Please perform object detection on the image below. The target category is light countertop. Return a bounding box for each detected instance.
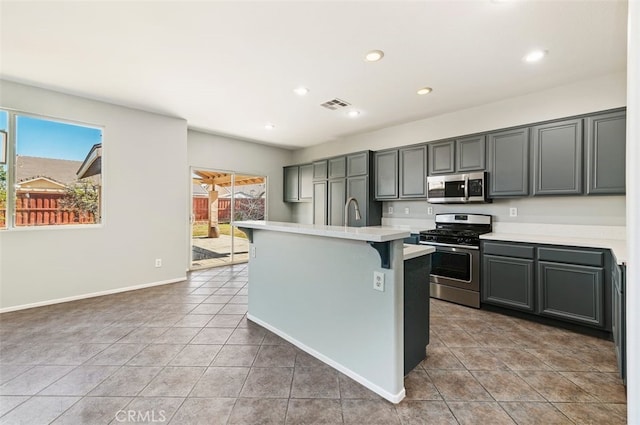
[403,244,435,261]
[233,220,410,243]
[481,232,627,265]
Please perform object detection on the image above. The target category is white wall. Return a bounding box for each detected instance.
[0,80,189,311]
[187,130,293,223]
[290,72,627,228]
[626,0,639,420]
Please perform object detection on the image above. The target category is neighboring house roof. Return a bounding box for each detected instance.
[76,143,102,179]
[193,183,208,197]
[16,156,84,185]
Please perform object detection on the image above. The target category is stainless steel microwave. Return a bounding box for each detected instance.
[427,172,490,203]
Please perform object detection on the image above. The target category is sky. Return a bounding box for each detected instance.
[0,110,102,162]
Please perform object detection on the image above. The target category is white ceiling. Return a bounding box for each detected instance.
[0,1,628,150]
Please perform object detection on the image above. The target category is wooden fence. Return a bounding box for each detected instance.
[0,194,95,227]
[192,197,264,223]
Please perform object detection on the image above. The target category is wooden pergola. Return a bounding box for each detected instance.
[192,171,265,237]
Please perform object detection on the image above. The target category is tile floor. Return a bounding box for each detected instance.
[0,264,627,424]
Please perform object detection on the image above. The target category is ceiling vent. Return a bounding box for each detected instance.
[320,98,350,110]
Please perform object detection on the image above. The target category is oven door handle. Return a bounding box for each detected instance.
[464,175,469,201]
[419,241,479,250]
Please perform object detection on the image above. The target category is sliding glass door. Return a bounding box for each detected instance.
[190,168,266,270]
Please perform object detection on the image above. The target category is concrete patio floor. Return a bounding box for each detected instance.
[191,234,249,269]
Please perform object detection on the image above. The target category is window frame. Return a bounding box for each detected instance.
[0,108,105,231]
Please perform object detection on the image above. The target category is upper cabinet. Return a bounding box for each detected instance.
[374,150,399,200]
[532,119,583,196]
[427,136,485,176]
[428,140,455,175]
[283,164,313,202]
[328,156,346,179]
[488,127,530,197]
[400,145,428,198]
[313,160,328,181]
[456,135,486,172]
[586,111,626,195]
[347,152,369,176]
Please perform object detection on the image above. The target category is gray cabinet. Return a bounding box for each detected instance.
[428,140,455,175]
[327,179,346,225]
[313,160,328,181]
[346,176,368,227]
[488,127,530,197]
[537,261,604,327]
[284,164,313,202]
[532,119,583,196]
[347,152,369,177]
[328,157,346,179]
[299,164,313,201]
[374,150,399,199]
[482,242,535,312]
[612,264,626,382]
[457,135,485,172]
[481,241,610,331]
[586,111,626,194]
[283,166,300,202]
[312,181,327,225]
[400,145,427,198]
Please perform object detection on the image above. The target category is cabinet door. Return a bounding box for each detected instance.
[299,164,313,201]
[327,179,346,225]
[283,166,299,202]
[482,255,535,312]
[374,150,398,199]
[586,111,626,194]
[488,128,529,197]
[537,261,604,328]
[346,176,368,227]
[328,157,346,179]
[456,135,485,172]
[347,152,369,177]
[428,140,455,175]
[532,119,583,195]
[313,160,328,181]
[400,145,427,198]
[612,264,626,381]
[312,181,328,225]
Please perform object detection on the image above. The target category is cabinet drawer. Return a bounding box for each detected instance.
[537,247,603,267]
[483,242,534,259]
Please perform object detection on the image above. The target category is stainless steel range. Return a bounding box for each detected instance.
[419,213,492,308]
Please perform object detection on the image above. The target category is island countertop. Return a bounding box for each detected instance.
[233,220,411,243]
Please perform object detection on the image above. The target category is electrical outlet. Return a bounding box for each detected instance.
[250,245,256,258]
[373,271,385,292]
[155,258,162,268]
[427,207,433,215]
[509,208,518,217]
[404,207,410,215]
[388,206,394,214]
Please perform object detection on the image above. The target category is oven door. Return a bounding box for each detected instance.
[422,242,480,291]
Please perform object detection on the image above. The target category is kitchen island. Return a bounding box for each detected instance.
[232,220,433,403]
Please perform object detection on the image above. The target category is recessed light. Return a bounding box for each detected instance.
[347,110,360,118]
[365,50,384,62]
[417,87,433,95]
[293,87,309,96]
[265,123,275,130]
[523,49,547,63]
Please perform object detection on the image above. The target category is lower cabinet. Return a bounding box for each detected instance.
[612,265,626,382]
[483,255,535,312]
[537,261,604,327]
[481,241,610,331]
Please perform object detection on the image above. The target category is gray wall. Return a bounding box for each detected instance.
[0,80,189,310]
[290,72,627,227]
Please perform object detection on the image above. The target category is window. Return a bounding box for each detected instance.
[0,110,103,229]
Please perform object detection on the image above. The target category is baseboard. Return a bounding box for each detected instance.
[247,313,406,404]
[0,276,187,313]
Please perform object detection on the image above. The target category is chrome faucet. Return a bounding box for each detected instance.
[344,196,362,227]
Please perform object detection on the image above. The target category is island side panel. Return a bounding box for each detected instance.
[247,230,405,402]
